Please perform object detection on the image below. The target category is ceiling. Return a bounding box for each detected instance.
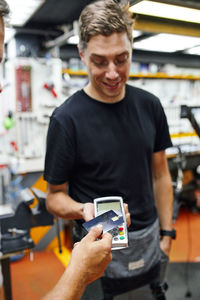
[13,0,198,53]
[16,0,200,35]
[25,0,94,32]
[9,0,200,66]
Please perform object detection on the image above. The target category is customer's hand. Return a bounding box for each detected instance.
[42,225,112,300]
[70,225,112,285]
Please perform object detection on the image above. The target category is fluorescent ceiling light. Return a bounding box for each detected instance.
[6,0,45,26]
[5,27,16,43]
[132,30,142,38]
[134,33,200,52]
[68,35,79,45]
[186,46,200,55]
[129,0,200,24]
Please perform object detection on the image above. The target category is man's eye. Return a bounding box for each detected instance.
[93,60,107,66]
[115,55,129,65]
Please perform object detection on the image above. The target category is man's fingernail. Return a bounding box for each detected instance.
[96,224,103,229]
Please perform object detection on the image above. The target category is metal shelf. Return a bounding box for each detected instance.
[63,69,200,80]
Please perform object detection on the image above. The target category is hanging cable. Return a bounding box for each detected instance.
[185,209,192,298]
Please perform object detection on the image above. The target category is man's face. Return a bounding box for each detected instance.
[79,32,132,103]
[0,16,5,93]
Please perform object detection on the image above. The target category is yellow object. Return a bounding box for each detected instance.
[54,246,72,268]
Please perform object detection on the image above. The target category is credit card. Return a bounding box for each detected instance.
[82,210,123,234]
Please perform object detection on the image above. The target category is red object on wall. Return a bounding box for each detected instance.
[10,141,18,152]
[15,65,32,112]
[43,83,57,98]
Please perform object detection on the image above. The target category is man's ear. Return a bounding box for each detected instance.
[77,44,85,64]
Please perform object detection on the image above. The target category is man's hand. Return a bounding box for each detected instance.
[124,203,131,227]
[160,236,172,256]
[70,225,112,285]
[83,202,94,222]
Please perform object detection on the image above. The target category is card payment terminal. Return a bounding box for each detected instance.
[94,196,128,250]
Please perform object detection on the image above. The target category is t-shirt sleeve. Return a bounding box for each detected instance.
[153,100,173,152]
[44,115,75,185]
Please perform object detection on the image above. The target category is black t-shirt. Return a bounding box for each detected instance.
[44,84,172,230]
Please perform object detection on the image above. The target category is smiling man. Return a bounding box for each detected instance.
[44,1,173,300]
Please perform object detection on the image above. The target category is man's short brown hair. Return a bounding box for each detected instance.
[0,0,9,17]
[78,0,134,52]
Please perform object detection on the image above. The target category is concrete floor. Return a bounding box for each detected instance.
[166,263,200,300]
[2,208,200,300]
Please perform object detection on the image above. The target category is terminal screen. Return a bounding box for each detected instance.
[97,201,121,212]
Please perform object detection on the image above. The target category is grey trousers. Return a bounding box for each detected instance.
[114,285,156,300]
[80,281,163,300]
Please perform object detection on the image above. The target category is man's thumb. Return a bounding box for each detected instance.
[84,224,103,242]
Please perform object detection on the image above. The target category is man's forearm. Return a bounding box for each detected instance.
[153,173,173,230]
[42,266,86,300]
[46,191,84,220]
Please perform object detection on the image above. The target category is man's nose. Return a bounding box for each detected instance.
[105,63,119,80]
